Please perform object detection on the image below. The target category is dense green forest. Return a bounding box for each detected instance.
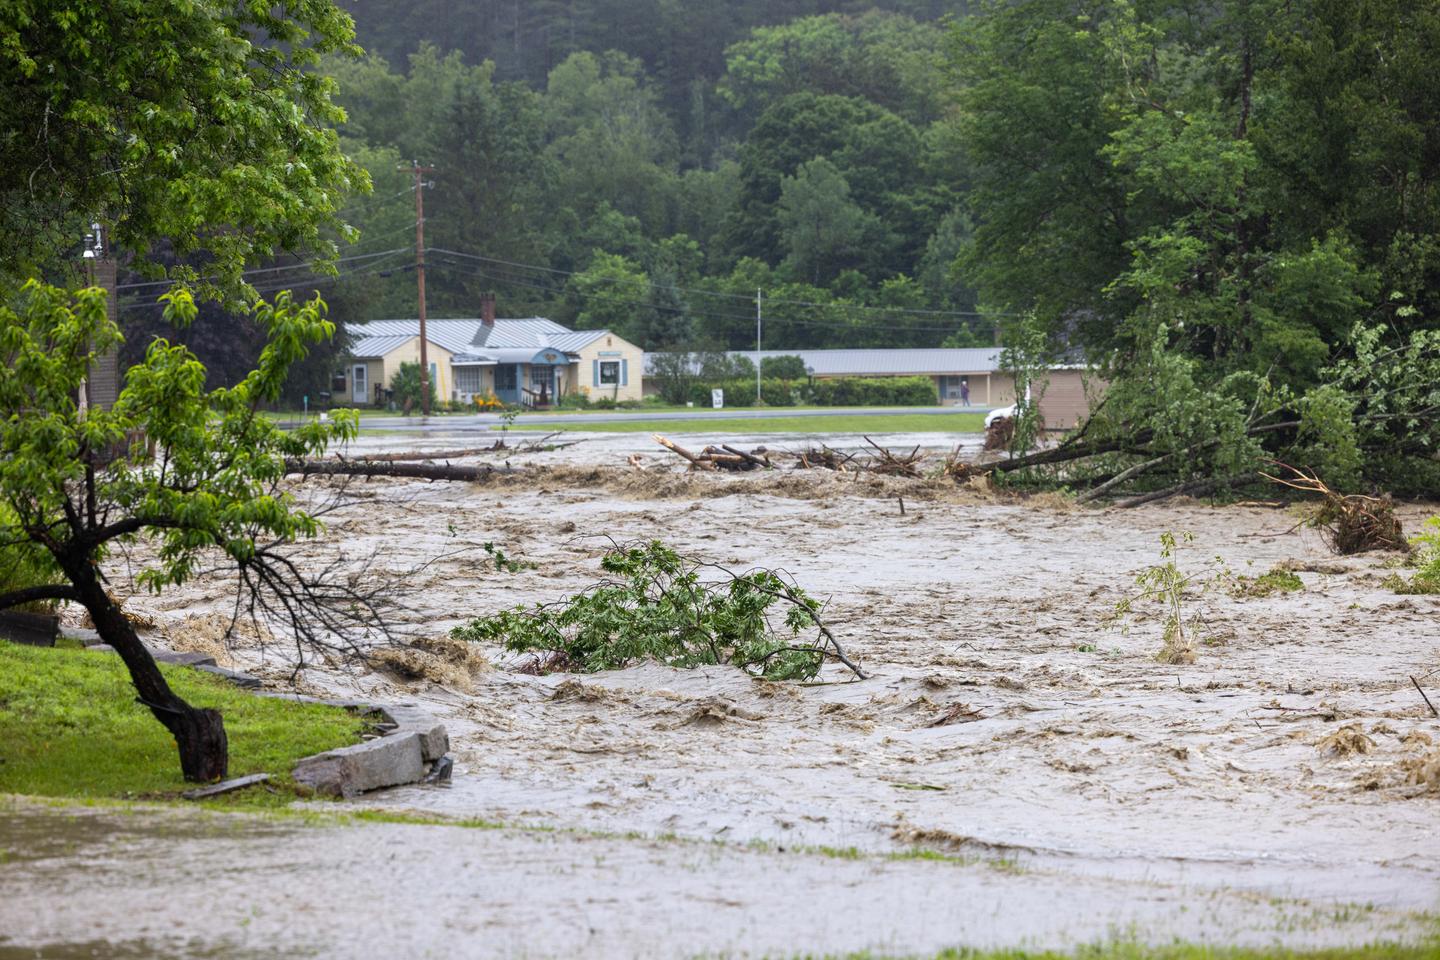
[96,0,1438,492]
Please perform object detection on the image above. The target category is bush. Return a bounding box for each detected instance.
[761,355,808,379]
[807,375,937,406]
[556,393,591,410]
[683,376,936,409]
[450,540,863,681]
[388,361,437,414]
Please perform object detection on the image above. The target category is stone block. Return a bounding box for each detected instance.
[381,703,449,761]
[193,664,262,688]
[152,650,218,667]
[293,732,425,798]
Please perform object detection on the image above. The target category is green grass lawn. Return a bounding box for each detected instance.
[826,945,1440,960]
[0,642,365,805]
[543,411,987,434]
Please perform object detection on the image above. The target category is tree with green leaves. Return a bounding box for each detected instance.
[0,0,369,781]
[0,0,367,302]
[0,285,363,781]
[777,158,880,285]
[952,0,1440,497]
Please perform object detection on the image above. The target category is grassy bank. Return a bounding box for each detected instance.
[834,946,1440,960]
[0,642,364,804]
[543,412,987,434]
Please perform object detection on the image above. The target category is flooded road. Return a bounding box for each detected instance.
[1,798,1431,958]
[6,430,1438,957]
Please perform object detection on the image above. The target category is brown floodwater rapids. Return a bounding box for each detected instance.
[4,428,1437,957]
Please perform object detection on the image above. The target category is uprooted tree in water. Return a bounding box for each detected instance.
[0,284,387,781]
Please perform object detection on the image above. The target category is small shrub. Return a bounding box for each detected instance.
[482,542,534,573]
[450,540,862,681]
[1232,566,1304,598]
[1109,532,1229,665]
[389,361,438,414]
[1386,516,1440,594]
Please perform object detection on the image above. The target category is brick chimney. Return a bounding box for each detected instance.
[481,292,496,327]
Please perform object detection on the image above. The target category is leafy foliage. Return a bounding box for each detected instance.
[451,541,859,681]
[388,361,438,414]
[1109,532,1230,664]
[0,0,366,302]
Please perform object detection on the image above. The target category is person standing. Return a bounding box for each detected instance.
[960,378,971,406]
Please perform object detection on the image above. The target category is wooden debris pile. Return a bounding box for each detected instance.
[653,435,773,471]
[653,433,939,479]
[861,436,926,478]
[1262,463,1406,555]
[788,445,859,471]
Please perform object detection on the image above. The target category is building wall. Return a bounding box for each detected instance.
[574,334,644,403]
[382,340,455,400]
[1038,369,1105,429]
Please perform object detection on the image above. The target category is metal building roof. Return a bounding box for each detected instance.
[347,319,484,355]
[346,318,616,364]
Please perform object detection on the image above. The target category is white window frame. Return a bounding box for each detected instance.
[599,360,620,385]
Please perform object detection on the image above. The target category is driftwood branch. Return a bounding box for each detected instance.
[284,459,520,482]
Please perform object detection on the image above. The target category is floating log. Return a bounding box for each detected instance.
[284,459,520,482]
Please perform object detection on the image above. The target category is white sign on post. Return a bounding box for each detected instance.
[711,388,724,409]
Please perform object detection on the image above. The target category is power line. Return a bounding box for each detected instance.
[114,248,410,292]
[117,253,412,312]
[425,246,1013,320]
[424,259,994,334]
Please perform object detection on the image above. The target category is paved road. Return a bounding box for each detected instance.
[351,405,992,433]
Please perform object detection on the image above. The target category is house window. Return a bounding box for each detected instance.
[599,361,620,385]
[332,370,347,392]
[495,365,517,391]
[454,367,482,394]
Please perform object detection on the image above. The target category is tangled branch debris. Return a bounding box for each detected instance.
[653,434,927,478]
[1261,463,1405,554]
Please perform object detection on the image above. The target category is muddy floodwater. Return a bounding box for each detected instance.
[4,427,1438,958]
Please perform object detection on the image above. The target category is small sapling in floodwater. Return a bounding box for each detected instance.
[1109,531,1230,665]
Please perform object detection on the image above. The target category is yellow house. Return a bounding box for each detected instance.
[341,319,480,406]
[341,298,644,408]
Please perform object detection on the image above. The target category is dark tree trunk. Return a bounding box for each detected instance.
[59,555,228,782]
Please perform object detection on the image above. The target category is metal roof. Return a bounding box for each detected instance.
[541,330,607,352]
[347,319,483,355]
[643,348,1004,377]
[347,318,613,355]
[349,334,415,359]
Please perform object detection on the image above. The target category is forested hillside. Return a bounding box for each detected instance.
[108,0,1439,493]
[310,1,990,353]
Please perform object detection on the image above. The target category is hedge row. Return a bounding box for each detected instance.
[684,375,937,408]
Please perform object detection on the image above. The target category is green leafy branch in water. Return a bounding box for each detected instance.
[1386,516,1440,595]
[1108,532,1231,664]
[451,540,864,681]
[482,542,535,574]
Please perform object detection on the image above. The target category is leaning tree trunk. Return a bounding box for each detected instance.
[61,556,228,782]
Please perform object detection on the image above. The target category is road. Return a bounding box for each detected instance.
[348,405,991,433]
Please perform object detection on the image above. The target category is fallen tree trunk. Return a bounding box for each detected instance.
[284,459,520,482]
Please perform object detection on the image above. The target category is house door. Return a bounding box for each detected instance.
[352,364,368,404]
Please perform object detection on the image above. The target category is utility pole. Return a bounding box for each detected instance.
[402,161,436,415]
[755,288,763,404]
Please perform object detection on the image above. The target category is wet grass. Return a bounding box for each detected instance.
[0,642,365,806]
[807,943,1440,959]
[542,412,987,434]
